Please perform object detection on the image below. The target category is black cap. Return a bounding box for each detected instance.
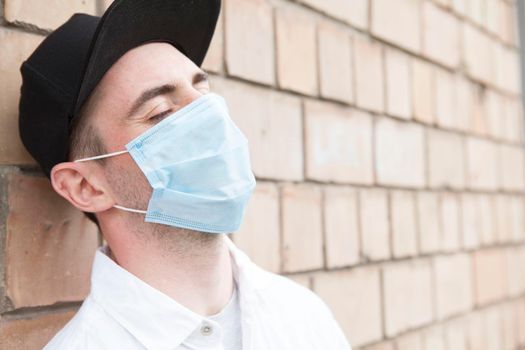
[19,0,221,177]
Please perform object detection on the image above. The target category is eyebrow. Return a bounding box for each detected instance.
[125,70,209,118]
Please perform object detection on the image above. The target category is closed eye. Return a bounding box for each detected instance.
[149,109,173,122]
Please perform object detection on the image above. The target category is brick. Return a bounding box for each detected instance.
[224,0,274,85]
[452,0,467,16]
[395,332,423,350]
[461,193,497,249]
[416,191,441,254]
[473,248,508,305]
[375,117,425,188]
[201,4,224,73]
[317,21,353,104]
[435,68,459,131]
[354,35,384,113]
[211,78,303,181]
[444,317,468,350]
[0,29,43,165]
[371,0,422,53]
[498,2,518,47]
[427,128,465,189]
[469,84,489,137]
[454,75,474,133]
[484,89,505,140]
[313,267,382,347]
[362,342,394,350]
[412,59,435,124]
[275,6,317,95]
[433,254,473,319]
[358,188,390,261]
[463,24,493,84]
[466,0,487,27]
[505,195,525,243]
[466,312,487,350]
[281,184,323,272]
[485,0,500,35]
[304,100,373,184]
[385,48,412,120]
[440,192,461,252]
[465,137,498,191]
[390,190,418,258]
[285,274,311,289]
[323,186,359,268]
[499,144,525,191]
[422,325,447,350]
[234,182,280,273]
[506,246,525,297]
[502,97,524,144]
[518,299,525,346]
[485,307,505,350]
[422,2,461,68]
[4,0,96,30]
[495,44,521,96]
[0,310,75,350]
[382,260,433,337]
[297,0,368,30]
[6,175,99,308]
[502,301,519,350]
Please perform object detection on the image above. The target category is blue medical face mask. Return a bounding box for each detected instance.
[74,92,256,234]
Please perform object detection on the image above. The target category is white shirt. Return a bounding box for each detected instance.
[207,278,242,350]
[44,234,352,350]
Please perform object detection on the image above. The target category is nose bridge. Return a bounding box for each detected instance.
[178,82,204,106]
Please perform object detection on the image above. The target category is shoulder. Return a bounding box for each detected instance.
[254,269,352,349]
[43,297,138,350]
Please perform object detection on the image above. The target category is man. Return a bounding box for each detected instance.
[18,1,351,349]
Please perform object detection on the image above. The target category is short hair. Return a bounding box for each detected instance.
[68,91,106,227]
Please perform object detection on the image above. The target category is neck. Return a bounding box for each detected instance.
[101,217,234,317]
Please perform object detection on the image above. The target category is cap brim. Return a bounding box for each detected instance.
[72,0,220,117]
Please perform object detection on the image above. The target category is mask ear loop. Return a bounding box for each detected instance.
[73,150,148,215]
[73,150,129,163]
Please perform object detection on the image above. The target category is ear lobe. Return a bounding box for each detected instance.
[50,162,114,213]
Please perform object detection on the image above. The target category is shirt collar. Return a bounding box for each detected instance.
[89,234,268,349]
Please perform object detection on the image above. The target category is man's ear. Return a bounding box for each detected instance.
[50,161,114,213]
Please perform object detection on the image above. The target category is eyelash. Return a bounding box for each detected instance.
[149,109,173,122]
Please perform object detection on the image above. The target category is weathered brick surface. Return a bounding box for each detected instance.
[433,253,473,319]
[354,35,384,113]
[412,59,435,124]
[0,28,42,165]
[6,174,99,308]
[297,0,368,29]
[465,136,498,191]
[275,6,317,96]
[281,184,323,272]
[473,248,508,306]
[375,117,426,188]
[427,128,465,189]
[371,0,422,53]
[4,0,97,30]
[390,190,418,258]
[0,310,75,349]
[382,259,434,337]
[416,191,441,254]
[234,182,280,273]
[313,267,382,347]
[317,21,353,104]
[359,188,390,261]
[224,0,275,85]
[385,48,412,120]
[422,2,461,68]
[323,186,359,268]
[304,100,373,184]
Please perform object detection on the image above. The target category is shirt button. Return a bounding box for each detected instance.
[200,323,213,336]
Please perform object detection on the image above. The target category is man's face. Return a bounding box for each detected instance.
[87,42,211,219]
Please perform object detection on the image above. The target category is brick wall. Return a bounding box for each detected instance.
[1,0,525,349]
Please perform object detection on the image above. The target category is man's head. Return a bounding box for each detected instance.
[18,1,222,250]
[51,42,218,247]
